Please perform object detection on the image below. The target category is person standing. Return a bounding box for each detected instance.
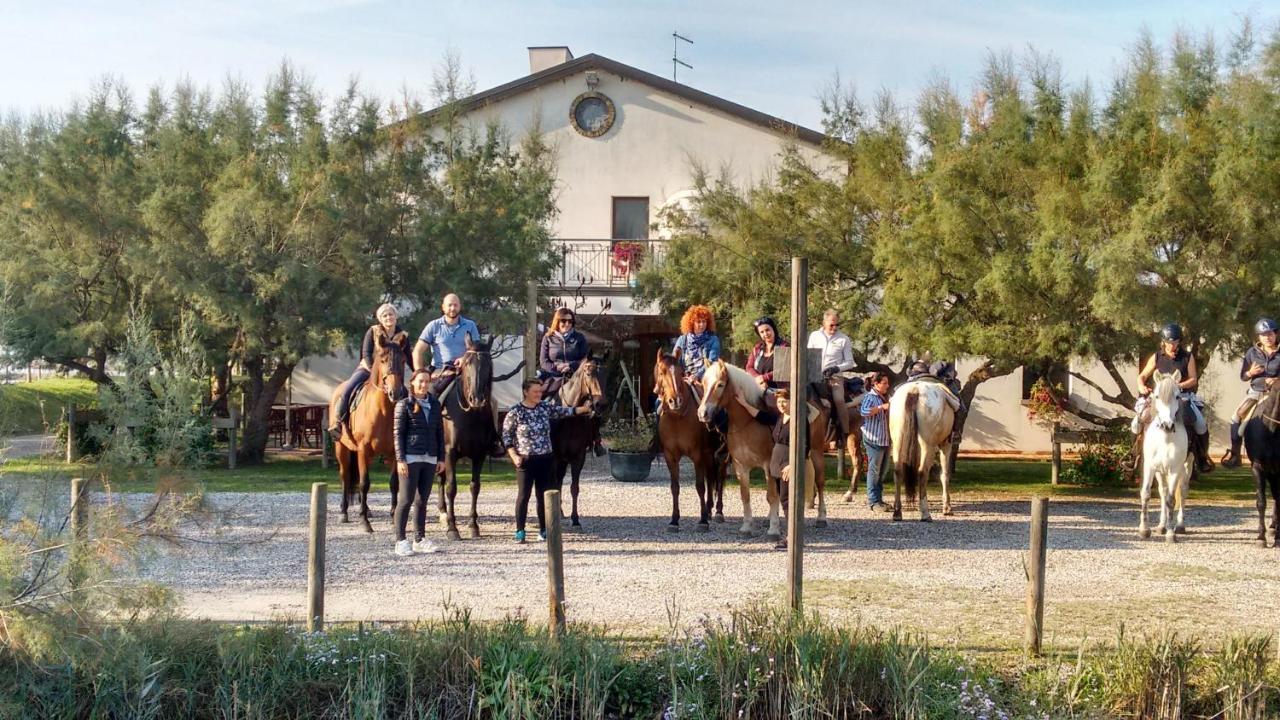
[538,307,605,456]
[808,309,857,438]
[860,372,892,511]
[413,292,503,457]
[392,370,444,556]
[1222,318,1280,467]
[503,379,593,543]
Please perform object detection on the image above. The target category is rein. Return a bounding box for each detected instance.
[657,363,692,418]
[457,349,491,412]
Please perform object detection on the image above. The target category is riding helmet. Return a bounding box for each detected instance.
[1160,323,1183,342]
[1255,317,1278,335]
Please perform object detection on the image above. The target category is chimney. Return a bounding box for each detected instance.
[528,46,574,74]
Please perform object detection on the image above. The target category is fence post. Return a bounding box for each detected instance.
[66,404,79,463]
[525,280,538,381]
[321,407,331,469]
[228,407,238,470]
[787,257,809,615]
[69,477,89,595]
[1025,497,1049,656]
[1050,423,1061,485]
[545,489,566,637]
[308,482,327,632]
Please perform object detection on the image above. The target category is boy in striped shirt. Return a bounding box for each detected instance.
[859,372,892,511]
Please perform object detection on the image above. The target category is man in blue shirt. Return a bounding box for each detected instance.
[413,293,503,457]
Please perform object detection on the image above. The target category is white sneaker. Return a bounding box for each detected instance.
[394,539,414,557]
[412,538,439,554]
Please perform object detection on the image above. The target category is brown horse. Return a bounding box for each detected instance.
[653,351,725,532]
[331,328,406,532]
[550,355,608,527]
[697,359,829,539]
[436,336,498,541]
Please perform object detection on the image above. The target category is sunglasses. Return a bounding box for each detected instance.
[558,318,575,324]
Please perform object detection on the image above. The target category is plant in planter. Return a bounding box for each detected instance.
[601,416,655,482]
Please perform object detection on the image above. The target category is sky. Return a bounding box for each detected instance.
[1,1,1272,130]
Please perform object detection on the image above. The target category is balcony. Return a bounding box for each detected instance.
[547,239,668,294]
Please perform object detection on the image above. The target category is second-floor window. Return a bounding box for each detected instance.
[612,197,649,240]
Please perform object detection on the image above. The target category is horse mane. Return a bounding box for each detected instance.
[1153,371,1179,406]
[715,361,764,406]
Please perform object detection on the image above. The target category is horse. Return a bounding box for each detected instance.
[550,355,609,528]
[331,327,406,533]
[1241,380,1280,548]
[887,379,957,522]
[653,350,725,532]
[697,359,830,539]
[1138,370,1193,543]
[436,335,499,541]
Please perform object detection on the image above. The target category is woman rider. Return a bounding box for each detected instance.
[1221,318,1280,467]
[538,307,605,456]
[329,303,413,436]
[672,305,721,390]
[1134,323,1214,473]
[745,316,789,391]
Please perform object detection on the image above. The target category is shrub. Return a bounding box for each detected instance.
[1061,433,1133,487]
[601,416,655,454]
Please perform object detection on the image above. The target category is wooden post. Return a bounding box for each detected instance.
[283,376,293,450]
[307,482,327,632]
[787,257,809,615]
[65,404,79,463]
[321,407,331,469]
[545,489,567,637]
[1025,497,1049,656]
[1050,423,1061,485]
[525,280,538,381]
[69,477,89,594]
[227,408,238,470]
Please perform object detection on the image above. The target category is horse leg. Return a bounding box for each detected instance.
[812,450,828,528]
[444,458,461,542]
[736,460,755,536]
[665,453,681,532]
[569,454,585,528]
[1174,465,1189,534]
[891,455,904,522]
[695,456,711,531]
[337,448,351,523]
[918,458,932,523]
[764,463,782,541]
[1162,475,1177,544]
[940,442,954,516]
[1138,465,1153,539]
[842,432,860,502]
[389,467,399,520]
[356,452,373,534]
[468,459,481,539]
[1254,465,1268,546]
[1270,471,1280,543]
[714,460,726,523]
[437,456,448,525]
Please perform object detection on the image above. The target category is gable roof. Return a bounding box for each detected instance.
[417,53,829,147]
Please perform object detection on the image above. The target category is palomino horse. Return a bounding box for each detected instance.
[550,355,608,528]
[888,379,957,522]
[1139,370,1193,543]
[653,351,725,531]
[436,336,499,541]
[1242,379,1280,548]
[697,359,830,539]
[331,328,406,532]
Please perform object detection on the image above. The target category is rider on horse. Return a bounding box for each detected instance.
[808,309,858,439]
[412,292,504,457]
[538,306,606,457]
[1221,318,1280,468]
[329,303,413,437]
[746,316,789,391]
[1134,323,1214,474]
[672,305,721,388]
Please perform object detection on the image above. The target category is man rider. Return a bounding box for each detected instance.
[413,293,504,457]
[807,309,857,439]
[1221,318,1280,468]
[1134,323,1214,474]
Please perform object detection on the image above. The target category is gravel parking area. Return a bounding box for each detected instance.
[72,457,1280,645]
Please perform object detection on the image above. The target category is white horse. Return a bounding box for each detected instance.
[697,359,830,538]
[888,379,959,521]
[1139,370,1192,543]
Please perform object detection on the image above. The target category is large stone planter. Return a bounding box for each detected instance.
[607,451,654,482]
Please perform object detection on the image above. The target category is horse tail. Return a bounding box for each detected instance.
[898,388,922,498]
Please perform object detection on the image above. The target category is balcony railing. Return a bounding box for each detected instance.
[549,239,668,290]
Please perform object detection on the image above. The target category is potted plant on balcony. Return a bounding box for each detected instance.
[610,241,646,282]
[601,416,656,482]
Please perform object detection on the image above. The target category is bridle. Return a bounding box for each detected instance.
[561,359,604,409]
[655,360,691,417]
[456,348,491,412]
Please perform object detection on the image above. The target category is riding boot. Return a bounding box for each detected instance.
[1220,423,1243,468]
[1194,431,1215,474]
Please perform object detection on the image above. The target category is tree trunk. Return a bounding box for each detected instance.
[210,362,231,416]
[238,357,293,465]
[946,360,1016,474]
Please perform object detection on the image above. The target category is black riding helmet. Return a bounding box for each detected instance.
[1160,323,1183,342]
[1255,317,1278,335]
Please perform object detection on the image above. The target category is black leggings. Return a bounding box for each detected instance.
[395,462,436,541]
[514,454,556,533]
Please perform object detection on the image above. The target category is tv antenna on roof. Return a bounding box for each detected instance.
[672,31,693,83]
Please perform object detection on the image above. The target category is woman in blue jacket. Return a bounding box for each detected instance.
[392,369,444,557]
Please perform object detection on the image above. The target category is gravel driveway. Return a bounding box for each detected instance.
[69,457,1280,645]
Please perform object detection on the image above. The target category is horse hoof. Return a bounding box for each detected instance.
[1139,528,1151,540]
[1165,532,1177,544]
[715,514,726,524]
[813,519,828,529]
[1174,525,1186,535]
[695,523,709,533]
[920,516,933,523]
[806,502,816,510]
[943,509,954,516]
[446,530,462,542]
[469,527,480,540]
[438,514,449,526]
[341,515,350,524]
[571,519,582,528]
[738,528,754,537]
[666,524,680,534]
[765,532,780,542]
[1259,537,1269,548]
[842,493,853,503]
[362,522,374,534]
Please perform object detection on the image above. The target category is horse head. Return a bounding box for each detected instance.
[697,359,730,423]
[458,334,493,409]
[372,328,407,402]
[562,355,608,413]
[1151,370,1181,432]
[653,349,689,415]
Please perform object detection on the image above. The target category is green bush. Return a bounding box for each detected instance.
[1061,433,1133,487]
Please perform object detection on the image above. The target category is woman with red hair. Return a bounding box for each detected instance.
[673,305,721,384]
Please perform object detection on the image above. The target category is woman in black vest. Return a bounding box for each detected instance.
[392,369,444,556]
[1135,323,1213,473]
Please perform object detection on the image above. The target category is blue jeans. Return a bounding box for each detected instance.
[865,442,887,506]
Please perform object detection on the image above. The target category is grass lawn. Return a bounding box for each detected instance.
[0,378,97,434]
[1,447,1258,503]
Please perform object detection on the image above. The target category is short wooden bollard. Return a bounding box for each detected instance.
[212,409,239,470]
[65,404,79,463]
[69,477,89,594]
[1025,497,1049,656]
[307,482,327,632]
[545,489,566,637]
[1050,422,1062,485]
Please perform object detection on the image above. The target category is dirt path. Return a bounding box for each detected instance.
[103,457,1280,646]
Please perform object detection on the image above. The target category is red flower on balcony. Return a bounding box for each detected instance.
[611,241,646,278]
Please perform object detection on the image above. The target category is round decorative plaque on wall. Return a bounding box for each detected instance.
[570,91,616,138]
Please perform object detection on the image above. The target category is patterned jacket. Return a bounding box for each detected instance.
[502,401,576,457]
